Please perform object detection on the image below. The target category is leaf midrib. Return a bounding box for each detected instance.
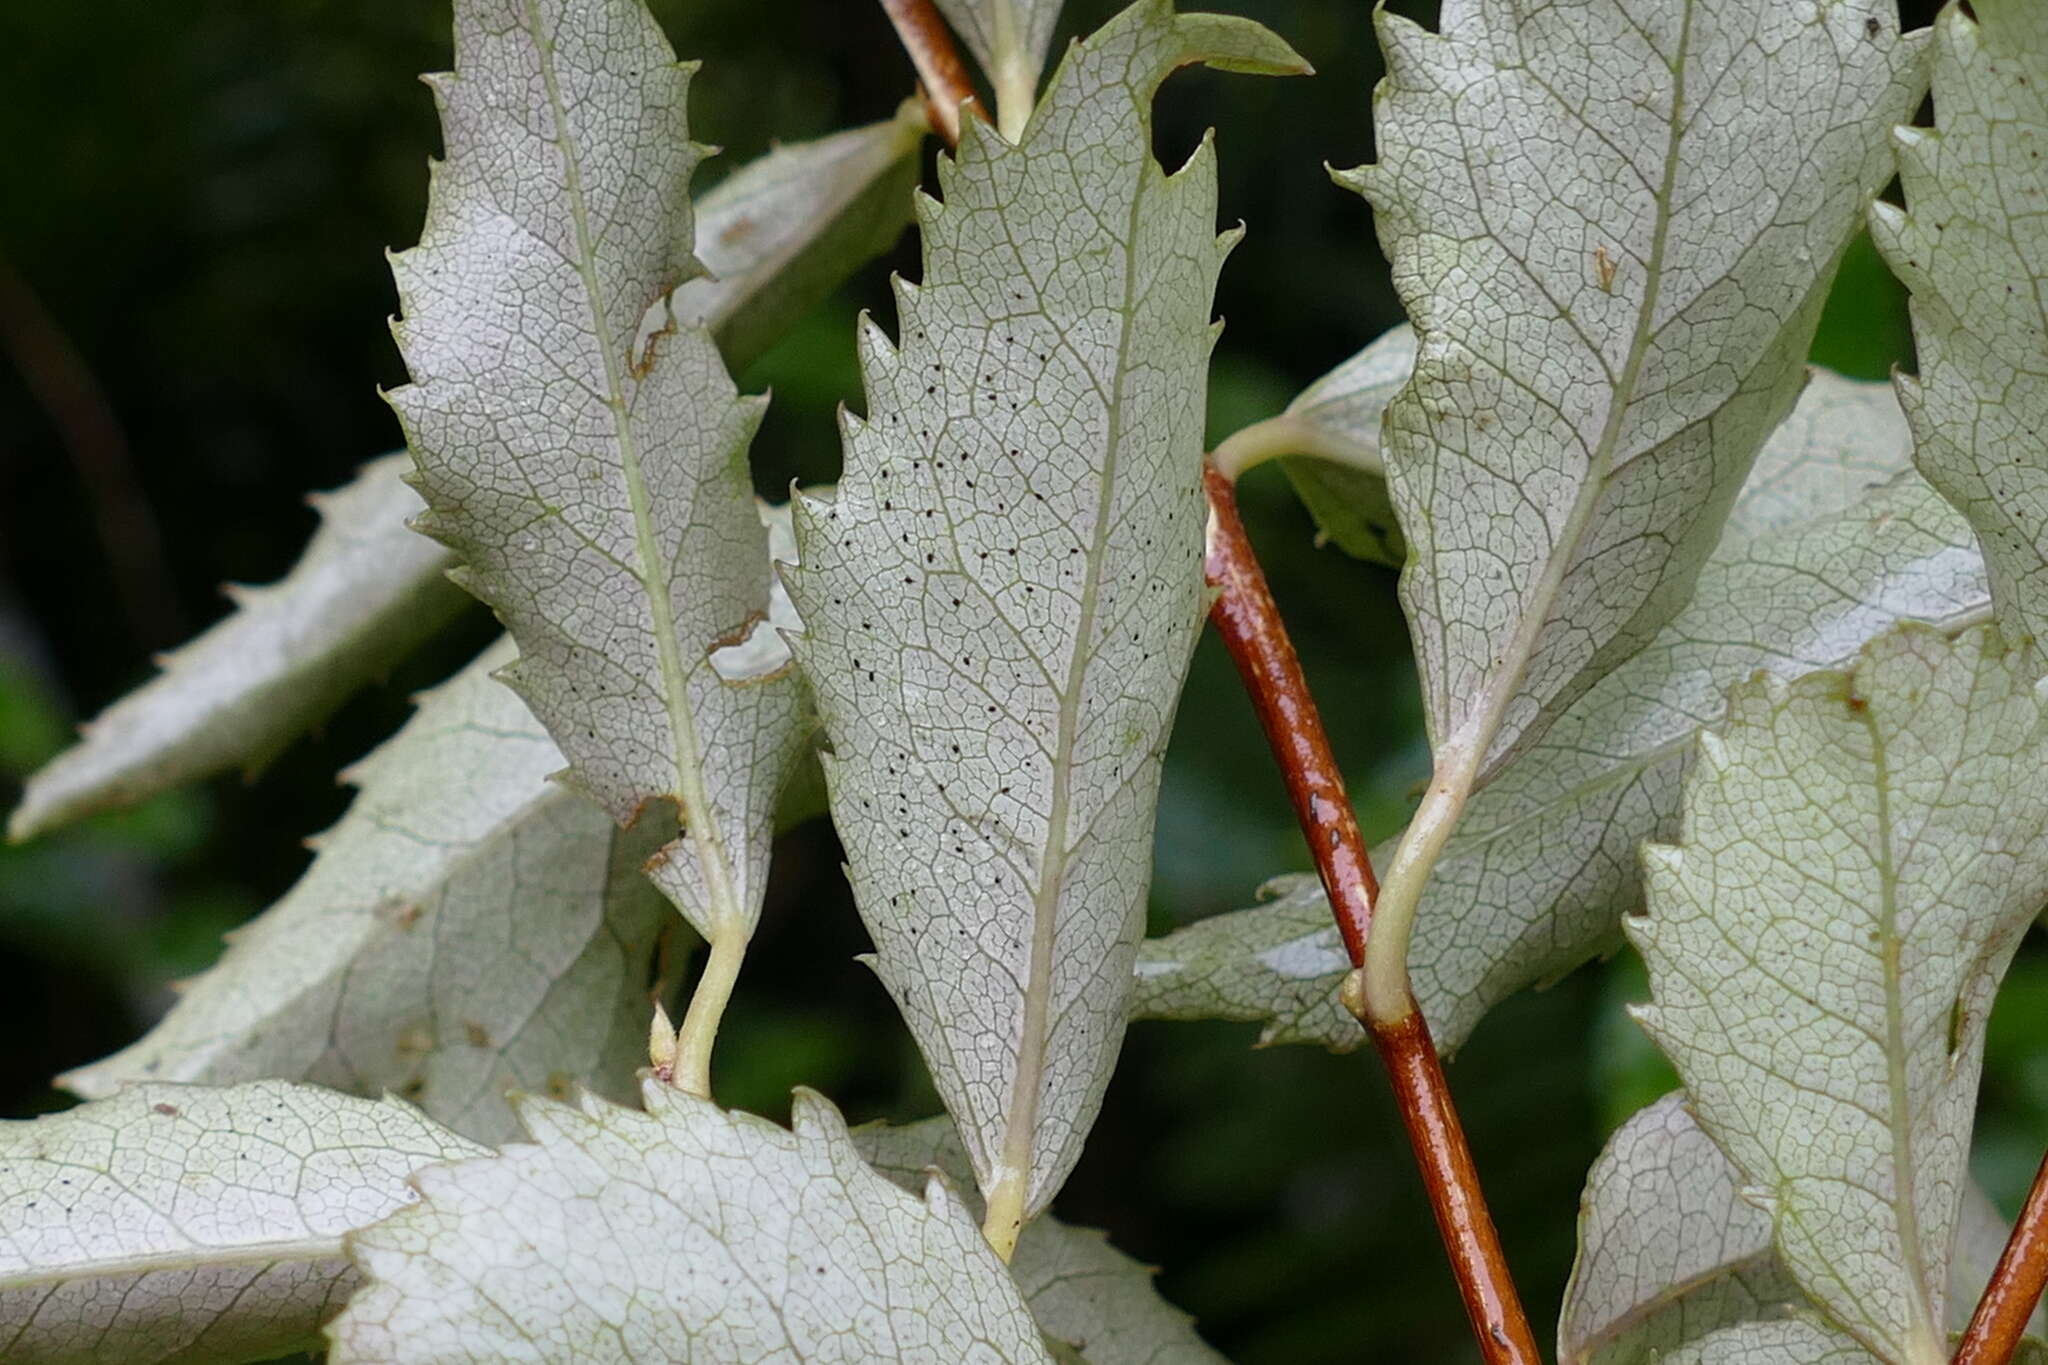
[525,1,740,927]
[1861,700,1944,1364]
[0,1234,349,1294]
[1439,0,1696,780]
[995,126,1158,1221]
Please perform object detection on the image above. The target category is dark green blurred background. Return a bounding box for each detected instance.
[3,2,2028,1362]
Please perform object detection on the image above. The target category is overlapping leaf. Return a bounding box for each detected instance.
[62,638,671,1145]
[676,106,925,369]
[1632,624,2048,1364]
[789,0,1305,1240]
[1132,872,1363,1051]
[327,1084,1049,1364]
[1341,0,1927,786]
[1561,1093,1796,1365]
[1659,1319,1882,1365]
[0,1081,482,1365]
[5,455,466,843]
[1560,1093,2033,1365]
[1137,380,1984,1053]
[7,112,918,845]
[389,0,804,947]
[858,1117,1227,1364]
[1873,0,2048,668]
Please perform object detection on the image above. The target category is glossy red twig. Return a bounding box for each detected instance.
[1201,463,1376,962]
[876,0,973,146]
[1955,1148,2048,1365]
[1203,465,1541,1365]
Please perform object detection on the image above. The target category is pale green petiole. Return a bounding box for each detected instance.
[1209,410,1385,484]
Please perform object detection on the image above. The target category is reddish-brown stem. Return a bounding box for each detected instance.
[876,0,974,146]
[1955,1148,2048,1365]
[1204,464,1542,1365]
[1372,1011,1544,1365]
[1202,463,1376,962]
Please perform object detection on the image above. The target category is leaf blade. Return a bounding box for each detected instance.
[1632,624,2048,1364]
[1561,1093,1794,1365]
[5,455,467,843]
[1872,0,2048,669]
[327,1086,1050,1364]
[0,1081,482,1365]
[790,0,1301,1236]
[389,0,805,953]
[60,637,671,1144]
[1343,0,1927,778]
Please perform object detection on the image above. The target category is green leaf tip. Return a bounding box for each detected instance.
[1173,11,1312,78]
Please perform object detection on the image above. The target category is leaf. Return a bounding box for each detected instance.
[787,0,1305,1245]
[327,1084,1050,1364]
[677,105,926,374]
[389,0,805,951]
[1339,0,1927,791]
[5,113,919,845]
[1657,1318,1879,1365]
[1132,872,1363,1051]
[857,1118,1228,1364]
[1631,624,2048,1365]
[1871,0,2048,668]
[1137,386,1979,1055]
[1561,1092,1798,1365]
[1716,370,1924,545]
[61,636,671,1145]
[0,1081,483,1365]
[5,454,468,843]
[1281,458,1406,566]
[1560,1093,2036,1365]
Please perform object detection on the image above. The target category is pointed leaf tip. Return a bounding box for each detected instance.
[1175,13,1312,77]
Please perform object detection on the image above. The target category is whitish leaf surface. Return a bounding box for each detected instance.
[63,637,670,1145]
[676,106,925,371]
[1132,873,1364,1051]
[1873,0,2048,666]
[1632,625,2048,1365]
[1561,1092,1796,1365]
[0,1081,483,1365]
[329,1084,1049,1364]
[1341,0,1927,784]
[1660,1319,1878,1365]
[1137,412,1979,1055]
[858,1118,1226,1364]
[1559,1093,2034,1365]
[390,0,803,944]
[5,455,466,842]
[789,0,1304,1238]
